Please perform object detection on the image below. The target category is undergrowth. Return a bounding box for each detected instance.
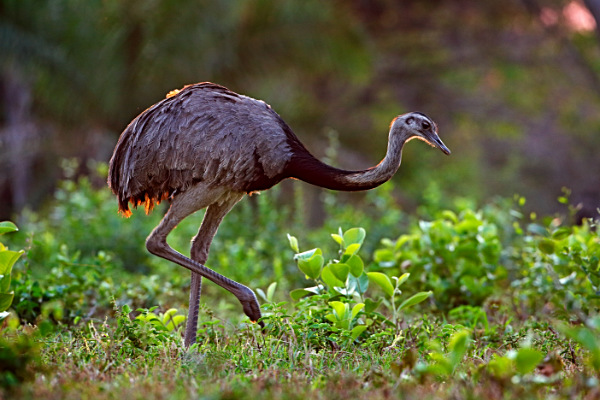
[1,163,599,399]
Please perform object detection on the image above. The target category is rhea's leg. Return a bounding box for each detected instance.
[187,274,203,347]
[144,187,259,346]
[146,214,261,327]
[185,195,242,347]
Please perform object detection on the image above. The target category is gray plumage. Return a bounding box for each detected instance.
[109,83,295,215]
[108,82,450,347]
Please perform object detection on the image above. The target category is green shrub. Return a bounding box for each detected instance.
[0,334,41,390]
[0,221,24,322]
[371,195,600,317]
[509,215,600,318]
[373,202,511,309]
[282,227,432,345]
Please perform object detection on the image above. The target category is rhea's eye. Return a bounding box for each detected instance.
[421,121,431,130]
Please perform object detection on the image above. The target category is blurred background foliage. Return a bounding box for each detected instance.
[3,4,600,394]
[1,0,600,221]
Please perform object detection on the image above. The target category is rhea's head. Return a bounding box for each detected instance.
[391,112,451,155]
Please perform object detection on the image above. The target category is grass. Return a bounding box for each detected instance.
[7,312,599,400]
[1,167,600,399]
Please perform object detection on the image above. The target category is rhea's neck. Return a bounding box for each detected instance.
[286,127,408,192]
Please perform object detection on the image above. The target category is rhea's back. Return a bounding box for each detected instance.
[108,83,296,215]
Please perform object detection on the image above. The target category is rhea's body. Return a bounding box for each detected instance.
[108,82,450,346]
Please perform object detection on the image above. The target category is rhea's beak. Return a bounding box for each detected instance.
[429,133,451,155]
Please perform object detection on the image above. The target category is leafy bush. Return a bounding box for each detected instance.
[0,334,41,390]
[282,227,432,344]
[372,195,600,317]
[15,160,163,275]
[1,167,600,399]
[508,215,600,319]
[10,245,117,325]
[560,316,600,372]
[373,203,511,309]
[9,160,306,292]
[0,222,24,322]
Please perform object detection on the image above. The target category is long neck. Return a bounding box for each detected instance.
[286,127,408,191]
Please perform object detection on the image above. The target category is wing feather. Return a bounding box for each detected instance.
[108,83,293,215]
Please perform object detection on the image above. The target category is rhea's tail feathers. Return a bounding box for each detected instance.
[115,191,170,218]
[109,153,171,218]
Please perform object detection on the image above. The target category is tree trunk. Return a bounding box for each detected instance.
[0,65,38,216]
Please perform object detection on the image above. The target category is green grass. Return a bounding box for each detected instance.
[1,165,600,399]
[6,312,599,399]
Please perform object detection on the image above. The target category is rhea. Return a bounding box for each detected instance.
[108,82,450,347]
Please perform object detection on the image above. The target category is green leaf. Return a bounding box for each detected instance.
[0,274,9,295]
[367,272,394,297]
[561,325,600,353]
[441,210,458,223]
[329,301,349,321]
[256,288,268,302]
[351,325,367,340]
[298,254,324,280]
[395,273,410,288]
[174,314,186,325]
[0,292,14,313]
[456,215,483,233]
[538,238,555,255]
[266,282,277,302]
[290,288,312,301]
[294,248,322,261]
[291,285,324,301]
[0,249,24,275]
[343,227,366,246]
[355,272,370,295]
[346,255,364,277]
[397,291,432,311]
[322,265,345,288]
[364,297,382,313]
[487,354,515,379]
[373,248,395,267]
[287,234,299,253]
[0,221,18,235]
[325,314,337,323]
[351,303,365,320]
[331,233,344,246]
[343,228,365,255]
[394,235,413,250]
[515,348,544,375]
[448,329,470,369]
[527,223,547,236]
[165,315,186,331]
[344,243,361,256]
[162,308,179,325]
[427,352,453,376]
[329,263,350,283]
[551,227,572,240]
[558,196,568,204]
[137,312,160,323]
[340,275,359,296]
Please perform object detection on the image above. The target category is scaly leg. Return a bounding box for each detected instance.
[187,274,202,347]
[185,195,242,347]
